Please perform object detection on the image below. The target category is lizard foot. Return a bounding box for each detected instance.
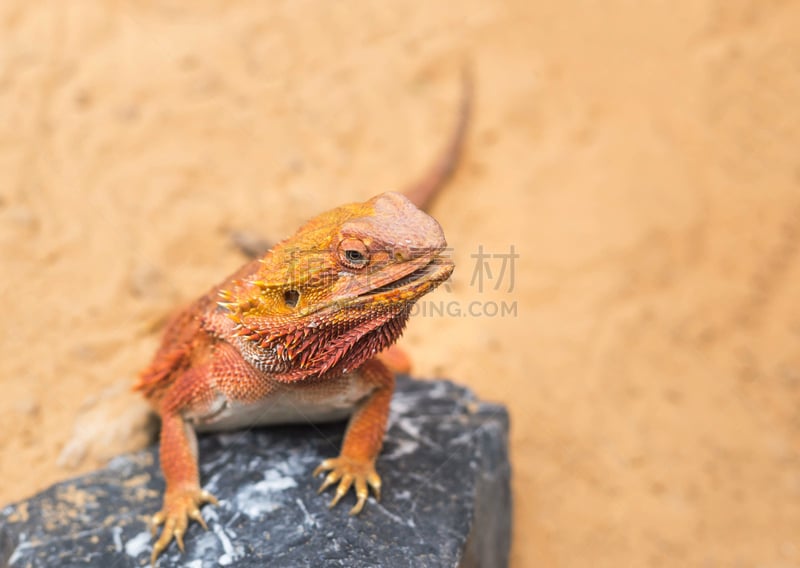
[149,486,218,566]
[313,456,381,515]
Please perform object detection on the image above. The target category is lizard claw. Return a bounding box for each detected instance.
[314,456,381,515]
[149,487,218,566]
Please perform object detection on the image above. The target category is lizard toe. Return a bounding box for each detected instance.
[149,486,218,566]
[314,456,381,514]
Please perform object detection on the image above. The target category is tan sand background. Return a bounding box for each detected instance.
[2,2,800,566]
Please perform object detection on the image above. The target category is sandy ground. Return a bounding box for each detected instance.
[2,2,800,566]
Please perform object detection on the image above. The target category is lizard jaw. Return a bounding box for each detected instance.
[357,254,453,299]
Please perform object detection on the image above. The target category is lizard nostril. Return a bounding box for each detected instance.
[284,289,300,308]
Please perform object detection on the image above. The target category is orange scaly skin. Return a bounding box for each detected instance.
[136,193,455,564]
[136,74,470,565]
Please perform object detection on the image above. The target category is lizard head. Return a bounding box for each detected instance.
[218,192,453,381]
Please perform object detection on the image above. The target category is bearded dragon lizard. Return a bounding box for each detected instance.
[135,74,470,565]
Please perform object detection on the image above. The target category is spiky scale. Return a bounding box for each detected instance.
[136,65,468,564]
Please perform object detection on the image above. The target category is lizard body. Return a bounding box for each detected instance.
[136,77,470,565]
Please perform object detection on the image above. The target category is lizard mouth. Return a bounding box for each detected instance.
[355,253,454,302]
[363,256,452,296]
[293,251,454,318]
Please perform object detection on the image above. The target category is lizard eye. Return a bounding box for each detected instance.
[338,238,369,270]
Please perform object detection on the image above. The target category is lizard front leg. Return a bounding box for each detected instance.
[150,411,218,565]
[314,357,395,514]
[145,339,278,564]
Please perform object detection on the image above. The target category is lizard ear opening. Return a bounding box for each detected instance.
[284,289,300,308]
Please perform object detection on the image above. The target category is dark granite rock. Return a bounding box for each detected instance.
[0,377,510,568]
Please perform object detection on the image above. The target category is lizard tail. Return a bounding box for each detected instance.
[402,64,473,212]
